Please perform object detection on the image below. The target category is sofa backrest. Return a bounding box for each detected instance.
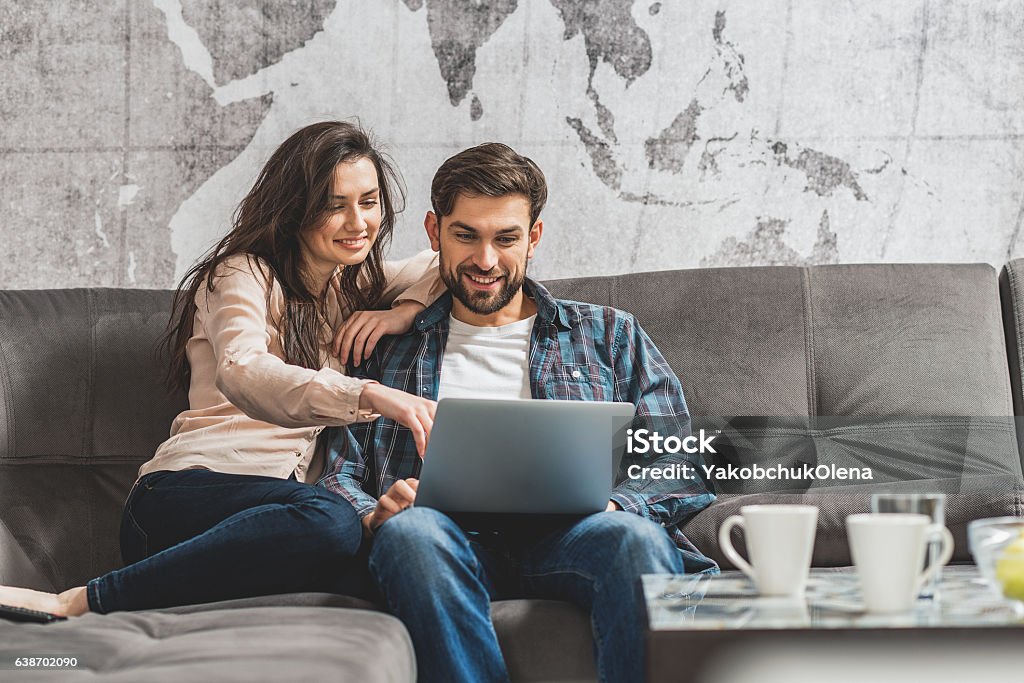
[2,263,1022,588]
[546,263,1023,566]
[546,263,1015,420]
[0,289,187,590]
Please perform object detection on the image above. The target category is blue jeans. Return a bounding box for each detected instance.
[368,508,685,683]
[86,469,365,613]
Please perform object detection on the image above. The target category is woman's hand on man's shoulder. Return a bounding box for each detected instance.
[333,301,426,367]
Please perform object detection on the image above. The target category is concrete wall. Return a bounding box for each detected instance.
[2,1,1022,288]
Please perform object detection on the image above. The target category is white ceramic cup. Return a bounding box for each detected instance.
[718,505,819,597]
[846,513,954,614]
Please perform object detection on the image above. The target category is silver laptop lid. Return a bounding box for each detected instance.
[416,398,634,515]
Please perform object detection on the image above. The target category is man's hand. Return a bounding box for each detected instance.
[605,500,622,512]
[364,478,419,533]
[358,384,436,457]
[334,301,426,367]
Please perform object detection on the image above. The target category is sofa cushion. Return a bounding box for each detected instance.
[0,595,598,683]
[173,594,598,682]
[0,605,415,682]
[166,594,599,682]
[0,289,187,589]
[0,462,137,591]
[492,599,595,683]
[0,289,187,463]
[545,267,810,417]
[545,263,1014,425]
[158,591,378,613]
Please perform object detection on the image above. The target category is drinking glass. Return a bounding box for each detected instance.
[870,493,946,598]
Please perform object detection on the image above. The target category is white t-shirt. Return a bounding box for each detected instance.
[437,314,537,401]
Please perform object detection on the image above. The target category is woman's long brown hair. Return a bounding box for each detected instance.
[160,121,405,393]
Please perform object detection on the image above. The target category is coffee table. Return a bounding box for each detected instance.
[643,566,1024,683]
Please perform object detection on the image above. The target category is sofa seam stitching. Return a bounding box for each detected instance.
[86,290,99,573]
[720,420,1016,435]
[0,455,143,464]
[0,306,14,459]
[1009,263,1024,416]
[1006,262,1024,477]
[995,263,1017,419]
[83,291,96,459]
[802,268,817,417]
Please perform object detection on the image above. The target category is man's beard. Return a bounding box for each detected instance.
[440,258,527,315]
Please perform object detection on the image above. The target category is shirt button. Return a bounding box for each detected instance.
[295,451,302,457]
[572,370,582,378]
[349,408,356,415]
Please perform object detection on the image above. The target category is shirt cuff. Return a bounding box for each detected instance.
[320,480,378,521]
[352,498,378,520]
[610,491,650,519]
[303,370,373,425]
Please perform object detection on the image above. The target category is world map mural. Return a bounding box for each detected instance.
[1,0,1021,287]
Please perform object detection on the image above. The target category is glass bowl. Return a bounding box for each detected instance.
[968,517,1024,597]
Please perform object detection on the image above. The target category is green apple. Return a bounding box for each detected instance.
[995,536,1024,601]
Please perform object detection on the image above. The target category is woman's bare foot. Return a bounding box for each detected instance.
[0,585,89,617]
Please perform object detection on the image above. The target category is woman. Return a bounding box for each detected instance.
[0,121,440,617]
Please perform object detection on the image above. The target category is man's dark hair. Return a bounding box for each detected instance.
[430,143,547,225]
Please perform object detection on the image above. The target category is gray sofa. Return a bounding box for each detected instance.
[2,260,1023,682]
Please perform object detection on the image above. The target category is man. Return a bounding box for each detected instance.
[320,143,716,683]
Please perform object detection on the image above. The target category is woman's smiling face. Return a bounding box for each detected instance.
[300,156,382,283]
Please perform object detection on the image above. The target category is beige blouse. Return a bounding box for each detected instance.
[138,250,442,483]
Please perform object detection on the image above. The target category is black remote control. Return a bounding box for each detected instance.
[0,604,67,624]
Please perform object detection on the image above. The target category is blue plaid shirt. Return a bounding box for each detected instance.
[319,279,717,572]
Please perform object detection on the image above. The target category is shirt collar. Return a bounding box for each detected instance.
[525,278,572,330]
[414,277,571,332]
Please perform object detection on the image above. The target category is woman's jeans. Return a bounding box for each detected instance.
[86,469,364,613]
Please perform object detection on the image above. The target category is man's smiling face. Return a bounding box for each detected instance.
[426,192,542,322]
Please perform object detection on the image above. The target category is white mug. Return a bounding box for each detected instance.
[718,505,819,597]
[846,513,954,614]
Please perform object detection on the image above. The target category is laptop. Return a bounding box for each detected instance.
[415,398,635,516]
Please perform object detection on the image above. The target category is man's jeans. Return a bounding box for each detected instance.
[369,507,685,683]
[86,469,365,613]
